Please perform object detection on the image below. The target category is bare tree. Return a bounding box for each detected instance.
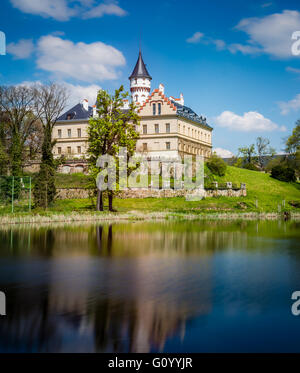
[0,85,39,175]
[256,137,275,170]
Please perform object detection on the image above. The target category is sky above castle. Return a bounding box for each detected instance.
[0,0,300,156]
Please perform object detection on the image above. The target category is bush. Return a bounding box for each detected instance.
[271,165,296,182]
[206,154,227,176]
[243,163,260,171]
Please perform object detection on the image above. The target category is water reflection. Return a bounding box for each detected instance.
[0,220,299,352]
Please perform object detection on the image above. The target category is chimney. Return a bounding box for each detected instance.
[123,99,129,109]
[159,83,165,95]
[93,105,97,117]
[82,99,89,111]
[180,93,184,106]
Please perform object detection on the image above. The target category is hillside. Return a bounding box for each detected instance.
[51,166,300,214]
[213,166,300,211]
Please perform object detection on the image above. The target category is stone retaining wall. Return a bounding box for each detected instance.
[56,186,247,199]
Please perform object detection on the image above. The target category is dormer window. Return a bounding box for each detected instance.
[153,103,156,116]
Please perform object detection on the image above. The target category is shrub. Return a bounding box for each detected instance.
[271,165,296,182]
[206,154,227,176]
[243,163,260,171]
[289,200,300,208]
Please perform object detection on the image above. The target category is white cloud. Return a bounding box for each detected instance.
[10,0,127,21]
[261,2,273,8]
[186,32,204,44]
[62,82,101,108]
[10,0,74,21]
[234,10,300,58]
[83,2,127,19]
[228,43,261,55]
[19,80,101,110]
[286,66,300,74]
[36,35,126,82]
[213,148,234,158]
[7,39,34,59]
[215,110,286,132]
[278,94,300,115]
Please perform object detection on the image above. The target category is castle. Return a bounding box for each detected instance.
[53,50,213,173]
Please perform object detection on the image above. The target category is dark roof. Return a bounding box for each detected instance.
[173,101,213,130]
[57,103,93,121]
[129,50,152,80]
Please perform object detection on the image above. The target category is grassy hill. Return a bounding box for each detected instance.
[50,166,300,215]
[213,166,300,211]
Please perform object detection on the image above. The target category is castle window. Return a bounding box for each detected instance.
[166,123,170,133]
[158,103,161,115]
[77,146,81,154]
[135,95,138,102]
[67,147,71,154]
[153,103,156,116]
[143,125,147,134]
[155,124,159,134]
[68,129,71,138]
[143,143,147,151]
[58,147,61,154]
[166,142,170,150]
[58,129,62,138]
[77,128,81,138]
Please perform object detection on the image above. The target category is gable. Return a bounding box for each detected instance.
[138,89,177,116]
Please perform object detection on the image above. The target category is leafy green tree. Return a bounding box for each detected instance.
[87,86,140,211]
[286,120,300,154]
[271,165,296,182]
[33,83,68,208]
[285,120,300,175]
[238,144,256,164]
[206,153,227,176]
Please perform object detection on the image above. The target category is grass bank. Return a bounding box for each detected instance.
[1,166,299,224]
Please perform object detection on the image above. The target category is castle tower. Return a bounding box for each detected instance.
[129,49,152,105]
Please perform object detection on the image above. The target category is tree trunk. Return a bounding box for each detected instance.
[108,191,113,212]
[96,190,103,211]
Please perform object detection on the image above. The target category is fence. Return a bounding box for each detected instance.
[0,176,32,213]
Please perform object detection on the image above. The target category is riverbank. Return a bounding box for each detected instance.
[1,209,300,226]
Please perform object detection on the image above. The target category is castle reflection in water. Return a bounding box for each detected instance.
[0,220,298,352]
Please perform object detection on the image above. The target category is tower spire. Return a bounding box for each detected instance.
[129,48,152,104]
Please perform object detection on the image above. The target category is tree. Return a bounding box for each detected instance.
[206,153,227,176]
[0,85,38,176]
[238,144,256,166]
[256,137,275,169]
[33,83,68,208]
[286,120,300,154]
[271,165,296,182]
[87,86,140,212]
[285,120,300,175]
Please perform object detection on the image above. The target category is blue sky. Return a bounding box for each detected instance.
[1,0,300,156]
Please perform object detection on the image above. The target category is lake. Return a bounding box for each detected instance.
[0,220,300,353]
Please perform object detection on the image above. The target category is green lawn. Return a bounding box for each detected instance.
[2,166,300,216]
[48,166,300,214]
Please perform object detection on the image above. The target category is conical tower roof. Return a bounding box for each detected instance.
[129,50,152,80]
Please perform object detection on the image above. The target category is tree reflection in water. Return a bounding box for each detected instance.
[0,220,298,352]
